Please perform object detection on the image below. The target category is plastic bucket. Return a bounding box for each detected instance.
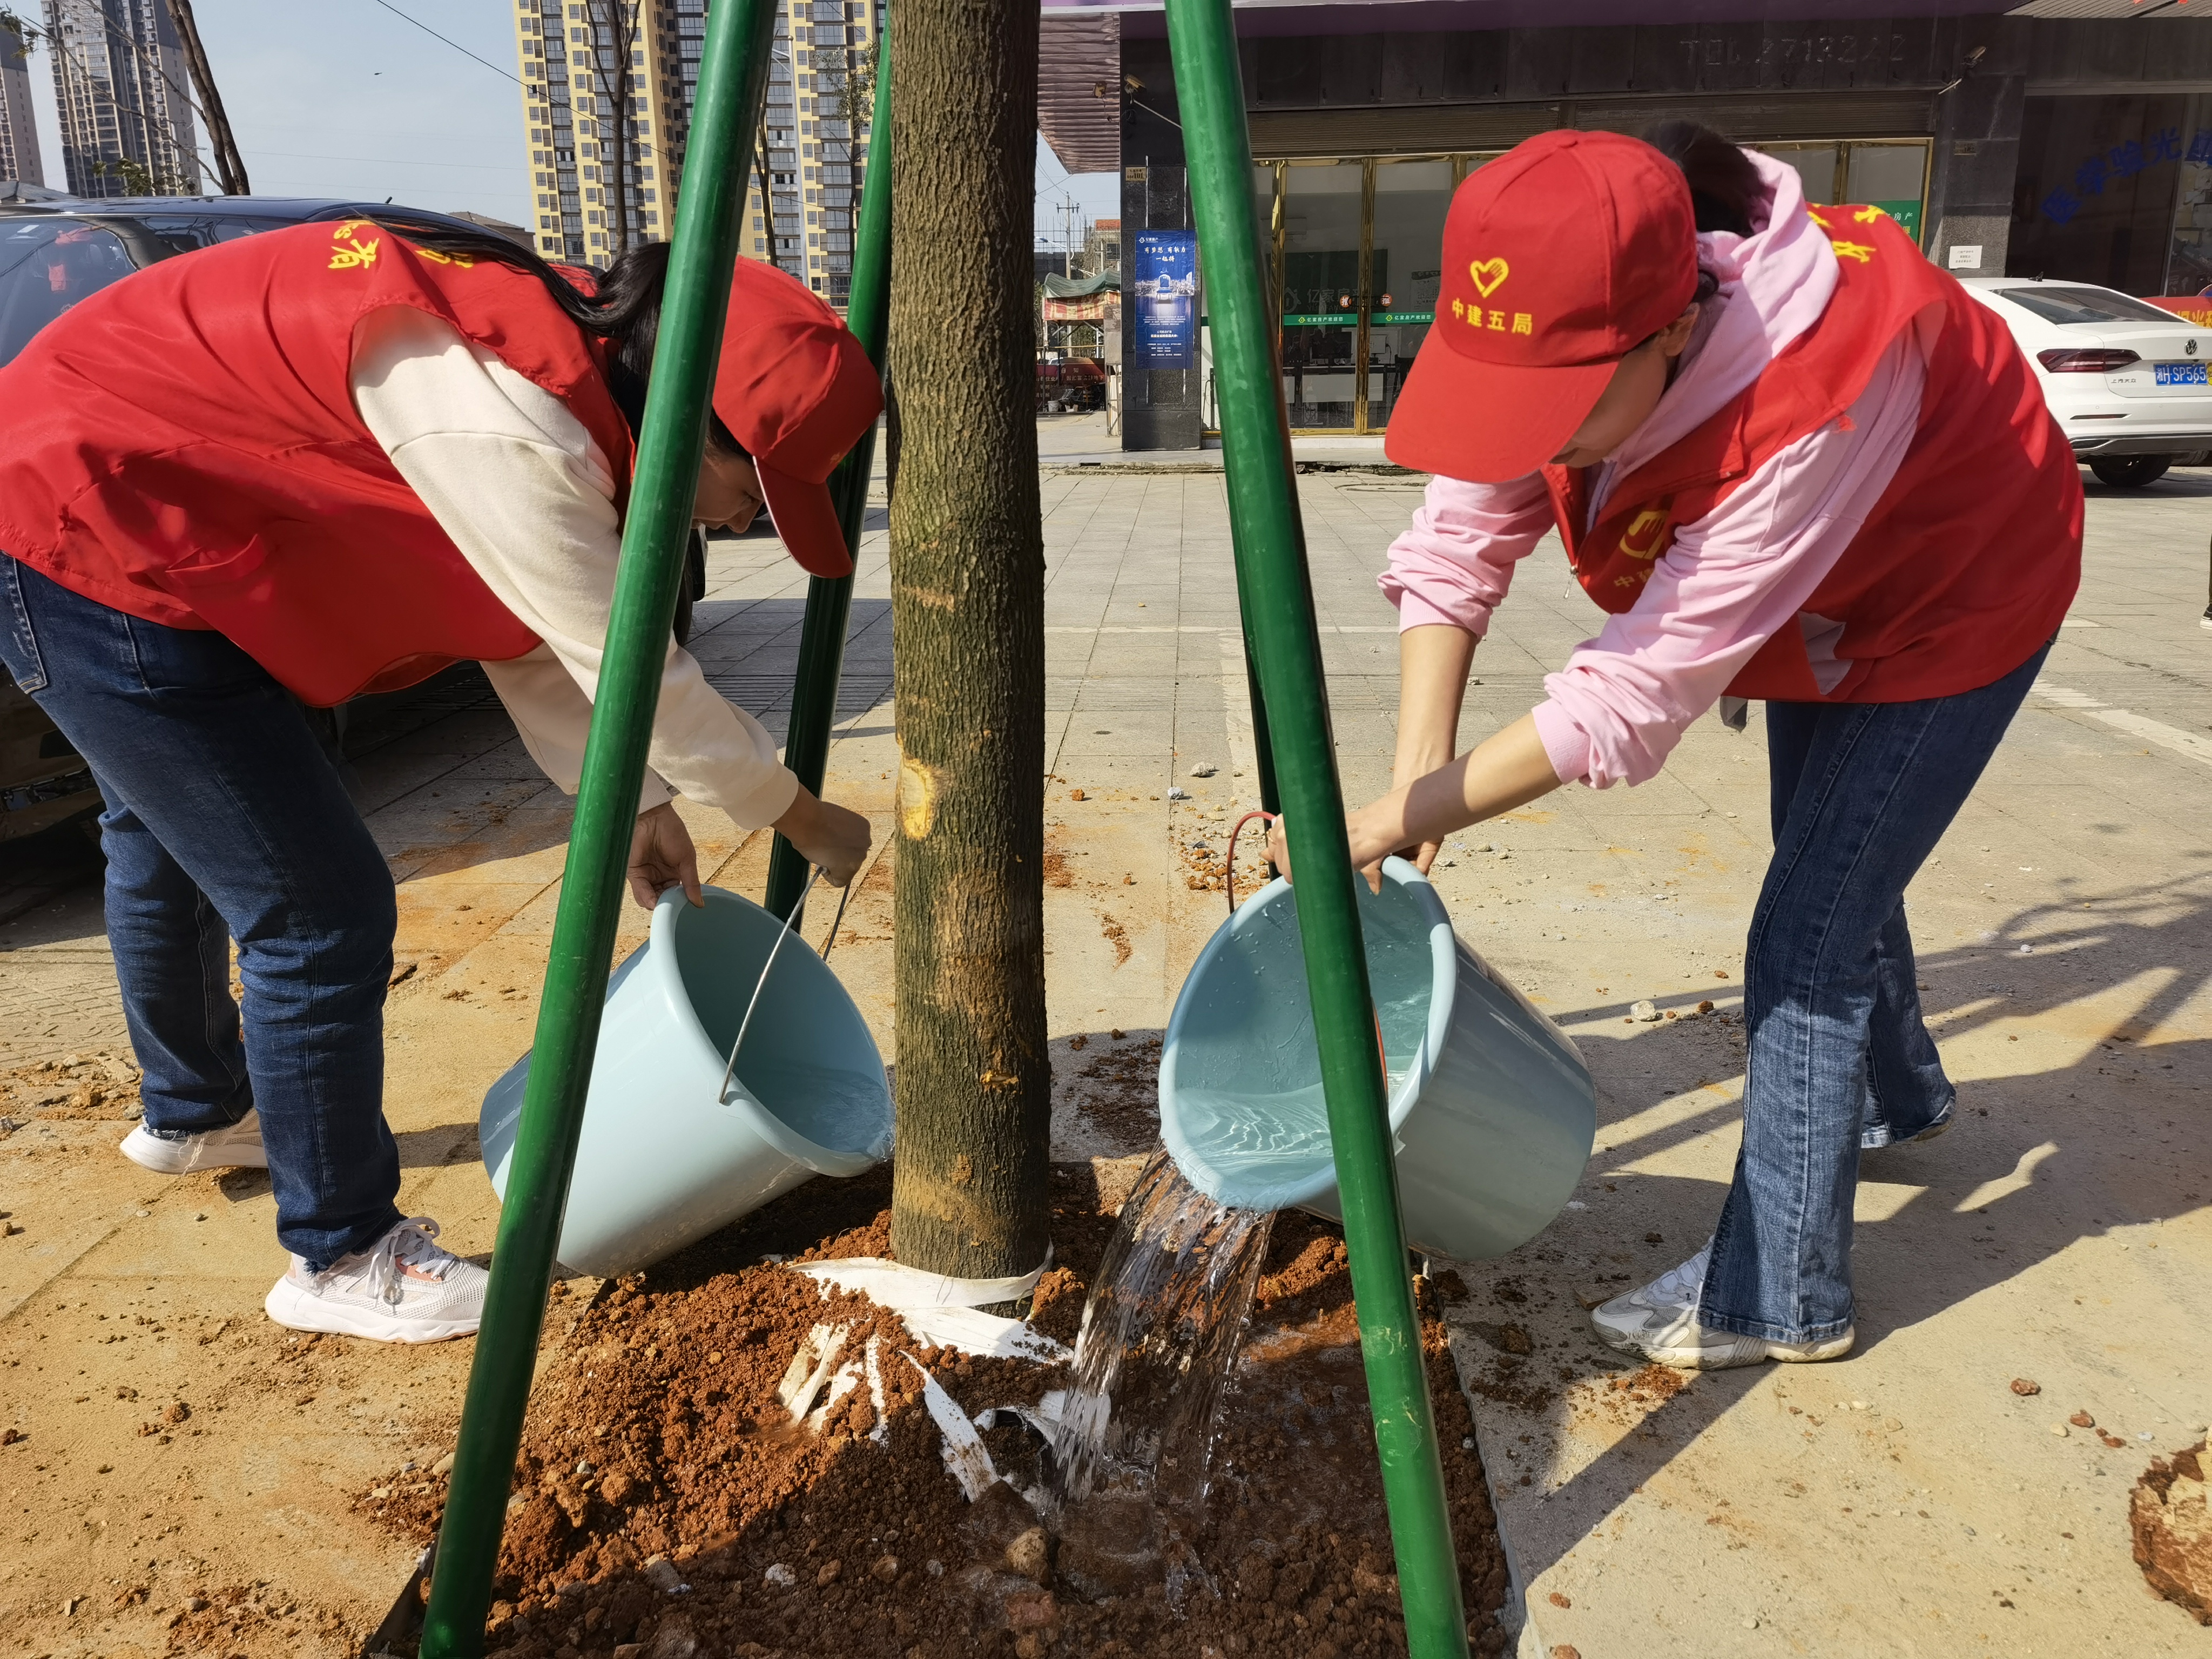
[480,885,893,1278]
[1159,857,1594,1261]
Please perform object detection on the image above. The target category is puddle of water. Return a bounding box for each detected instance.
[1046,1144,1274,1601]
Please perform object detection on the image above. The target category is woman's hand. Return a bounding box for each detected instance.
[628,801,704,911]
[770,785,873,887]
[1270,712,1567,889]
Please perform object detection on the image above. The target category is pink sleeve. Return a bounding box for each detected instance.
[1377,471,1555,635]
[1534,334,1927,790]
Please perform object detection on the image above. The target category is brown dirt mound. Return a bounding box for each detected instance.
[2133,1440,2212,1626]
[367,1167,1510,1657]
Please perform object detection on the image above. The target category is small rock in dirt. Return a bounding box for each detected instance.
[2072,1411,2095,1429]
[763,1564,795,1588]
[2011,1378,2041,1397]
[1643,1232,1664,1245]
[927,1559,945,1577]
[815,1559,841,1588]
[162,1401,189,1425]
[432,1450,456,1475]
[1189,764,1216,778]
[0,1427,22,1446]
[2051,1423,2070,1437]
[1575,1287,1613,1310]
[1547,1591,1572,1608]
[1005,1588,1057,1630]
[1068,789,1085,801]
[642,1555,686,1595]
[1167,786,1189,800]
[869,1553,899,1583]
[643,1612,699,1658]
[1006,1526,1051,1583]
[614,1647,644,1659]
[1630,1001,1660,1023]
[1549,1648,1581,1659]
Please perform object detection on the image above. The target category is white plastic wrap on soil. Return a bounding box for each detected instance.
[786,1256,1070,1362]
[901,1352,1002,1501]
[775,1322,852,1422]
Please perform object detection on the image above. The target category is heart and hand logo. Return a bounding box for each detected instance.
[1467,258,1510,299]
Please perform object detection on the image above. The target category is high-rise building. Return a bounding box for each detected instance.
[510,0,880,308]
[43,1,200,198]
[1,18,44,186]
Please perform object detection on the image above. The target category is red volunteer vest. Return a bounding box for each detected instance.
[1540,206,2082,703]
[0,220,635,705]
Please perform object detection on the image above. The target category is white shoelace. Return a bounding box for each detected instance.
[355,1217,453,1308]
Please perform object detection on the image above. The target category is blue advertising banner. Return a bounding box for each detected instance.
[1132,230,1198,369]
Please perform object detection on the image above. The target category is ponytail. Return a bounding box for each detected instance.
[361,216,743,452]
[1640,120,1763,239]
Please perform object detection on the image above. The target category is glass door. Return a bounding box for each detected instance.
[1280,159,1365,430]
[1365,158,1454,430]
[1752,139,1931,246]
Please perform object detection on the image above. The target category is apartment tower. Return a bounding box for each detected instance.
[43,0,200,198]
[510,0,879,307]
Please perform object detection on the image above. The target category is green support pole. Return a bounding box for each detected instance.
[764,22,894,923]
[1162,2,1469,1655]
[415,2,777,1651]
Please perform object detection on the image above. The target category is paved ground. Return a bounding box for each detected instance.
[1,427,2207,1654]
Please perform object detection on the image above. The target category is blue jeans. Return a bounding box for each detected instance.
[1696,642,2051,1345]
[1,556,401,1270]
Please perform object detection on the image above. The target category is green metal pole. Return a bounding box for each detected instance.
[416,2,776,1651]
[1161,3,1469,1655]
[765,21,894,923]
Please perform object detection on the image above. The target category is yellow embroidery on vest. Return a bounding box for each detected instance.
[410,245,477,268]
[1806,209,1832,231]
[1618,507,1671,560]
[328,235,380,271]
[1852,205,1886,224]
[1829,239,1875,264]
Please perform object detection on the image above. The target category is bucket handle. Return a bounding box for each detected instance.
[717,868,858,1104]
[1223,809,1277,915]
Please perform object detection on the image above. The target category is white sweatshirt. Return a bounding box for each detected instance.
[348,304,799,828]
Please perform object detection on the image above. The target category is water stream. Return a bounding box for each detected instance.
[1044,1145,1274,1600]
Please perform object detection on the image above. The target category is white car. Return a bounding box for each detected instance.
[1959,278,2212,488]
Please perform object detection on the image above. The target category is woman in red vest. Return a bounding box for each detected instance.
[0,221,881,1343]
[1277,126,2081,1368]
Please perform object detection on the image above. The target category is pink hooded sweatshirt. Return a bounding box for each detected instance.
[1378,150,1929,790]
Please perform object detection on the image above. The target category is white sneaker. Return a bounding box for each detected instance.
[264,1217,488,1343]
[1590,1243,1854,1370]
[120,1111,268,1175]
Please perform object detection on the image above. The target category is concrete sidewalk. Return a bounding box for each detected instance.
[2,444,2208,1654]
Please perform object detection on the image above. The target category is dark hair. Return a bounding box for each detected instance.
[1641,120,1763,239]
[365,218,743,452]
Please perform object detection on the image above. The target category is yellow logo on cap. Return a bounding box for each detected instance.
[1467,258,1510,299]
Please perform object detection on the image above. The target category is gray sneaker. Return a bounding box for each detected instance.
[264,1216,487,1343]
[120,1111,268,1175]
[1590,1243,1854,1370]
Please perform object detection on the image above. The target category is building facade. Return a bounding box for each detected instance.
[1,18,43,187]
[1038,1,2212,450]
[509,0,880,305]
[43,0,200,199]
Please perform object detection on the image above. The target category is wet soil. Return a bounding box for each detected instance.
[365,1164,1511,1658]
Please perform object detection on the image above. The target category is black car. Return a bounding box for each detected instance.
[0,194,707,847]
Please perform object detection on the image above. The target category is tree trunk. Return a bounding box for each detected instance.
[885,0,1048,1284]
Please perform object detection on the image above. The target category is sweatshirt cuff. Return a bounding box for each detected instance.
[1530,699,1593,787]
[713,763,802,833]
[1388,583,1492,636]
[637,770,675,815]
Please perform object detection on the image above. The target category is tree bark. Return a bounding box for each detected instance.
[885,0,1048,1284]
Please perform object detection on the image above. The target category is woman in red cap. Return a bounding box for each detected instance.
[1277,124,2081,1368]
[0,219,880,1342]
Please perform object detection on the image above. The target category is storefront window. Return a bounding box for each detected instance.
[2011,94,2207,295]
[1280,159,1364,429]
[1752,140,1928,244]
[1366,159,1453,429]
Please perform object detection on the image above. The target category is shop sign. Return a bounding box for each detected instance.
[2149,298,2212,326]
[1044,296,1109,321]
[2040,129,2212,226]
[1133,230,1198,368]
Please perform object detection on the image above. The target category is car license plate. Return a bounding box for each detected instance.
[2154,361,2208,386]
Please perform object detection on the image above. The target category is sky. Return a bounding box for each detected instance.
[17,1,1120,254]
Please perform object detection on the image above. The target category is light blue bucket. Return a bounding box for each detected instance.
[480,885,893,1278]
[1159,857,1594,1261]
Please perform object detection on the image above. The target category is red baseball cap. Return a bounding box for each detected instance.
[711,259,883,577]
[1384,130,1698,483]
